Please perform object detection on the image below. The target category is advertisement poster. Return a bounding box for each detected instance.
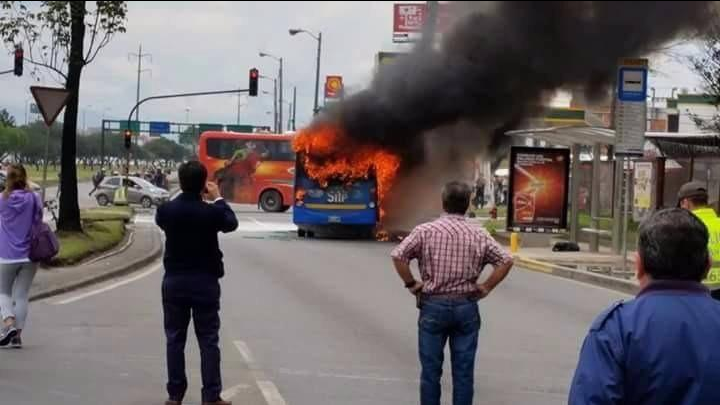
[633,162,653,222]
[392,3,451,43]
[324,75,344,100]
[507,147,571,233]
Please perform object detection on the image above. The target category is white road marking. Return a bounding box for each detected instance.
[231,340,288,405]
[257,381,288,405]
[233,340,256,364]
[234,218,297,233]
[54,263,162,305]
[133,215,155,224]
[220,383,252,400]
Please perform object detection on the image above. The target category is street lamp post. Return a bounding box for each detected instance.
[260,75,278,133]
[289,28,322,115]
[260,52,284,132]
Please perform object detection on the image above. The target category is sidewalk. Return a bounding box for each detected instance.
[30,220,163,301]
[468,219,640,295]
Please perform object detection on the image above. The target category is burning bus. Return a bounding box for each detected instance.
[291,125,401,238]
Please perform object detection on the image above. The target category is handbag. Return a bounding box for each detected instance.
[28,194,59,263]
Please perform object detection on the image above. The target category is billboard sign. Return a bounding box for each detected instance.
[393,3,451,43]
[507,146,571,233]
[324,75,344,100]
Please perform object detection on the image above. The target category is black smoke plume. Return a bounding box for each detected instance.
[318,1,712,161]
[311,1,713,227]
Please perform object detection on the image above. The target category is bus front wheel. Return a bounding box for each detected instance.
[260,190,283,212]
[297,228,306,238]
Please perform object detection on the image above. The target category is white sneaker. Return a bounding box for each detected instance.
[0,326,17,346]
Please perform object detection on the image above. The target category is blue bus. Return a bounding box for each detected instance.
[293,156,379,238]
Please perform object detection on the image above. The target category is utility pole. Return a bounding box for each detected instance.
[129,44,152,145]
[278,57,284,133]
[236,94,242,125]
[292,86,297,130]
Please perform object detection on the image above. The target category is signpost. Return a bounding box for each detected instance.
[324,75,343,102]
[613,58,648,269]
[148,121,170,136]
[29,86,70,203]
[507,146,571,233]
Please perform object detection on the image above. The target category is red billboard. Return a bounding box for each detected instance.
[393,3,451,43]
[507,147,570,233]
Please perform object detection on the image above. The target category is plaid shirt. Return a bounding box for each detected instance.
[391,214,512,295]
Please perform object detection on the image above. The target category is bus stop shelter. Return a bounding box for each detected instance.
[644,132,720,208]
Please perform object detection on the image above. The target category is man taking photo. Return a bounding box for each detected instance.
[391,181,513,405]
[156,161,238,405]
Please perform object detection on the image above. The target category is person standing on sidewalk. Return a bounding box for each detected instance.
[155,161,238,405]
[391,181,514,405]
[677,181,720,299]
[0,164,42,348]
[569,208,720,404]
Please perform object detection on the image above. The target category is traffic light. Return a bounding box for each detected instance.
[13,47,23,77]
[124,129,132,149]
[249,68,259,96]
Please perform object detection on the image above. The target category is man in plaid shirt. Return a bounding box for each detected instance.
[392,181,513,405]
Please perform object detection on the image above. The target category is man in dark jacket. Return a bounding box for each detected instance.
[569,208,720,405]
[155,161,238,405]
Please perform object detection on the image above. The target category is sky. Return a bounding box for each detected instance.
[0,1,706,132]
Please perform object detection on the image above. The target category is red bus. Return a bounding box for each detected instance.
[198,131,295,212]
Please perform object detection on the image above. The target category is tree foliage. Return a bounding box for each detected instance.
[0,108,16,127]
[0,1,127,232]
[690,19,720,132]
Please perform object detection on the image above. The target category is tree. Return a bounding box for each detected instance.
[0,124,26,160]
[690,19,720,132]
[0,108,15,127]
[143,137,188,163]
[0,1,127,232]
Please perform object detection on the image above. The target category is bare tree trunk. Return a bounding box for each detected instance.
[57,1,86,233]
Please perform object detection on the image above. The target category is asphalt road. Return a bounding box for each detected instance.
[1,209,627,405]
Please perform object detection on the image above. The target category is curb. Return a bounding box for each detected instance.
[29,227,163,302]
[515,256,639,296]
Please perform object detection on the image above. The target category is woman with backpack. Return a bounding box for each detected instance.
[0,164,43,348]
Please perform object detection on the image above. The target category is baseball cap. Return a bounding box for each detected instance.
[677,181,708,207]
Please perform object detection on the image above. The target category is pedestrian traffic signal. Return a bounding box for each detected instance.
[124,129,132,149]
[249,68,259,97]
[13,47,23,77]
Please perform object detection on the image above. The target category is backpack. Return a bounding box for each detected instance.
[28,195,60,263]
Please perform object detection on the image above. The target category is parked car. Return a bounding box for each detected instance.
[0,170,42,193]
[95,176,170,208]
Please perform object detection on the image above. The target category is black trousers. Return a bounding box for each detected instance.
[162,274,222,402]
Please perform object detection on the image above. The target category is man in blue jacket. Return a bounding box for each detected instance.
[156,161,238,405]
[568,208,720,405]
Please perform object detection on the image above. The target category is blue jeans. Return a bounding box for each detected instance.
[418,297,481,405]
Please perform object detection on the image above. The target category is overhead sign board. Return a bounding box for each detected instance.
[615,58,648,156]
[29,86,70,126]
[149,121,170,136]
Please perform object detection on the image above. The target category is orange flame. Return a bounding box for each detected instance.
[293,125,401,220]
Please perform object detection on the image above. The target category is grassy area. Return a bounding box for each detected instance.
[53,220,126,266]
[80,206,133,222]
[26,166,95,186]
[578,212,639,247]
[472,206,508,218]
[50,207,132,266]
